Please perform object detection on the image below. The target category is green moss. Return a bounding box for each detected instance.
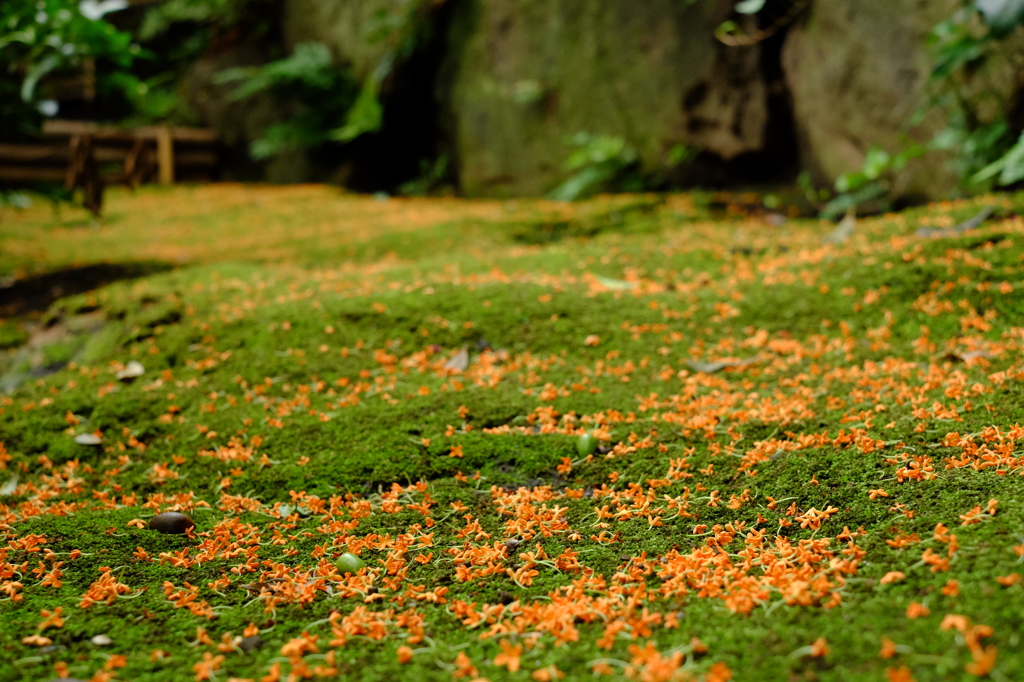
[2,190,1024,680]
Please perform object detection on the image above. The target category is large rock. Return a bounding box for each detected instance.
[438,0,770,197]
[182,41,312,183]
[282,0,402,80]
[781,1,961,199]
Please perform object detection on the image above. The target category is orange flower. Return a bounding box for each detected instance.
[809,637,829,658]
[940,614,969,633]
[905,602,930,619]
[531,666,565,681]
[995,573,1021,586]
[880,637,897,659]
[705,662,733,682]
[397,645,414,664]
[37,607,65,631]
[453,652,478,679]
[965,645,997,676]
[78,569,133,608]
[260,662,281,682]
[493,640,523,672]
[886,666,915,682]
[880,571,905,585]
[192,652,225,681]
[22,634,52,646]
[941,579,960,597]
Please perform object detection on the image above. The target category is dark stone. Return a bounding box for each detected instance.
[781,0,960,198]
[239,635,264,653]
[438,0,770,196]
[149,512,195,535]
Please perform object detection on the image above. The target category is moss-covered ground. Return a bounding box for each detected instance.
[1,185,1024,681]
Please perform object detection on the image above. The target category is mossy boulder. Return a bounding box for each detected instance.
[282,0,401,81]
[780,0,996,200]
[438,0,770,197]
[181,40,313,183]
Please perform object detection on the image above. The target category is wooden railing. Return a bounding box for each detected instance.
[0,120,219,216]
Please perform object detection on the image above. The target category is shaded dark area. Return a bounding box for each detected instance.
[0,262,174,317]
[340,0,459,192]
[670,11,800,189]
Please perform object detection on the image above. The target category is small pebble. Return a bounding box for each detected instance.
[115,360,145,381]
[91,634,113,646]
[239,635,264,653]
[149,511,195,534]
[74,433,102,446]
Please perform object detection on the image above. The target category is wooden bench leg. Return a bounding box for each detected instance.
[124,138,155,190]
[66,134,104,217]
[156,125,174,185]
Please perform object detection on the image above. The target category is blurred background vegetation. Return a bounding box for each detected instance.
[4,0,1024,212]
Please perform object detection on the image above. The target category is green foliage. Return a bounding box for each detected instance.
[330,75,384,144]
[136,0,256,41]
[330,0,447,145]
[208,0,447,162]
[398,156,451,196]
[972,129,1024,185]
[547,133,643,202]
[925,2,1024,191]
[131,0,278,127]
[0,1,141,137]
[215,43,360,160]
[820,145,926,218]
[819,1,1024,214]
[218,43,338,100]
[363,0,444,61]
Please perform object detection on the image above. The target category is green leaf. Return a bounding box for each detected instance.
[20,54,61,102]
[330,78,383,143]
[819,182,888,220]
[862,148,891,180]
[547,165,615,201]
[834,171,866,194]
[734,0,766,14]
[593,275,639,291]
[715,20,740,41]
[997,133,1024,185]
[667,143,693,166]
[970,130,1024,185]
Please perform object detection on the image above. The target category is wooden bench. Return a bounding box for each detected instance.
[0,120,219,216]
